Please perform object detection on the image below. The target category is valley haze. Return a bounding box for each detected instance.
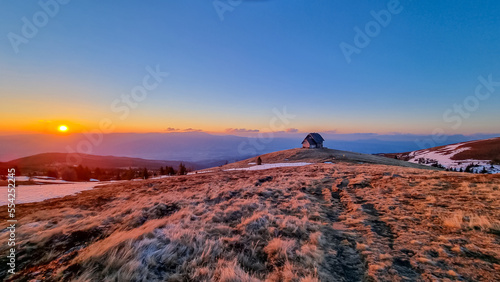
[1,132,499,163]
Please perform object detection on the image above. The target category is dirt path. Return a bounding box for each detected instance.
[305,168,424,281]
[340,171,422,281]
[303,170,367,281]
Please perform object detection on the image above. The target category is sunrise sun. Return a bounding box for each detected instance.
[58,125,68,132]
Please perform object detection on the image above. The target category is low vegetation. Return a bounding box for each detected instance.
[1,160,499,281]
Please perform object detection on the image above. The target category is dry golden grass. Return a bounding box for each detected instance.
[441,210,500,231]
[0,161,499,281]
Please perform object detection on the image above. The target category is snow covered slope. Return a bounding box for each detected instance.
[383,137,500,173]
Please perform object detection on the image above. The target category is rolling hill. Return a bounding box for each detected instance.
[220,147,441,171]
[381,137,500,173]
[0,152,202,173]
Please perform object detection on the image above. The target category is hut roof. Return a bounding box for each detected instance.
[302,133,324,144]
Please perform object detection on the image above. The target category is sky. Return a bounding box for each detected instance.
[1,0,500,136]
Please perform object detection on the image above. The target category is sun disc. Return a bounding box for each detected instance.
[58,125,68,132]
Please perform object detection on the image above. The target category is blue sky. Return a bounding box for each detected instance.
[1,0,499,135]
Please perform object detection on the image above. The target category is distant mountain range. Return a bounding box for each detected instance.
[380,137,500,173]
[1,132,498,163]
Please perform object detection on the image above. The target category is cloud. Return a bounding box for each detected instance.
[165,127,203,132]
[285,128,299,133]
[225,128,260,133]
[183,128,203,132]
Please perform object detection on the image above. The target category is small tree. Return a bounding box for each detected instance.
[431,162,444,169]
[160,166,165,175]
[165,166,176,175]
[125,167,135,180]
[142,168,150,179]
[465,165,470,173]
[257,157,262,165]
[178,163,187,175]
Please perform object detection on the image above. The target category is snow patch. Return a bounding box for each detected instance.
[187,170,213,175]
[150,175,172,179]
[15,176,74,184]
[0,182,104,205]
[406,143,499,173]
[225,162,312,171]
